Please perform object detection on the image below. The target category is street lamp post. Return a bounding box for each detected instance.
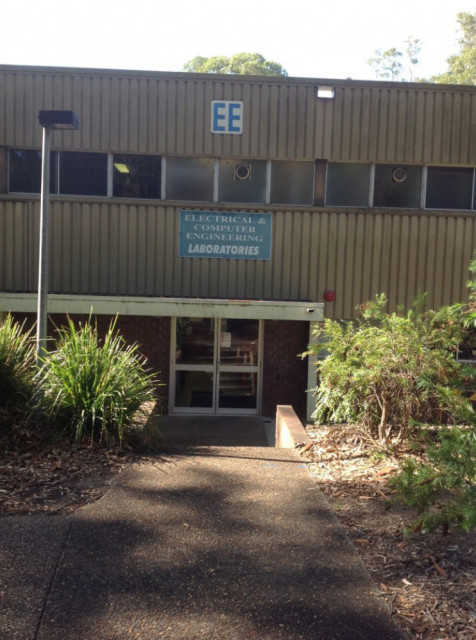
[37,110,79,366]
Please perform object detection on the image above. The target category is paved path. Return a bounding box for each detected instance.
[0,422,406,639]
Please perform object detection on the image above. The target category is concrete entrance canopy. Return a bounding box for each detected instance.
[0,293,323,322]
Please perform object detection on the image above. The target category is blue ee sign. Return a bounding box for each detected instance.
[211,100,243,134]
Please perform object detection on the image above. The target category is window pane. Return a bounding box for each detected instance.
[270,161,314,205]
[218,159,266,203]
[218,371,257,409]
[60,151,107,196]
[326,163,370,206]
[425,167,473,210]
[166,157,214,201]
[373,165,422,208]
[175,371,213,408]
[9,149,57,193]
[113,154,161,199]
[219,319,259,366]
[176,317,214,365]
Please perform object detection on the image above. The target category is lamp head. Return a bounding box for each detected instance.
[38,110,79,130]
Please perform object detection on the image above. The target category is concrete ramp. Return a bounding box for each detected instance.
[159,415,272,447]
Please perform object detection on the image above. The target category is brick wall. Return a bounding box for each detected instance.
[262,320,310,421]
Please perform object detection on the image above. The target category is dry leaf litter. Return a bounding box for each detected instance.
[303,423,476,640]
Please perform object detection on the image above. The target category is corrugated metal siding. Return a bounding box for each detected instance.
[1,199,474,319]
[1,66,476,164]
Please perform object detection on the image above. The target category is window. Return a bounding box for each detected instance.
[60,152,107,196]
[218,159,267,203]
[166,157,214,201]
[326,163,371,206]
[113,154,161,199]
[373,165,422,208]
[270,161,314,205]
[8,149,57,193]
[425,167,473,210]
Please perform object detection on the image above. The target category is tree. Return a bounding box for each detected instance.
[404,37,422,82]
[368,48,403,81]
[183,53,288,77]
[368,37,421,82]
[432,12,476,84]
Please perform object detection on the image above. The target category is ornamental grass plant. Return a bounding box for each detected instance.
[0,314,35,410]
[33,315,158,444]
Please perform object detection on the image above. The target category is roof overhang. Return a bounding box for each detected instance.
[0,294,324,322]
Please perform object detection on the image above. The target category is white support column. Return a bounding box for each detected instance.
[306,321,319,423]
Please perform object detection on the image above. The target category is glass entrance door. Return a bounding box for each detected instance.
[171,317,261,414]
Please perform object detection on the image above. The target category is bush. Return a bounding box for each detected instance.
[0,314,35,409]
[390,427,476,533]
[33,315,158,444]
[305,294,473,443]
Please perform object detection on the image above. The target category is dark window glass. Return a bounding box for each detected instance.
[218,159,267,203]
[425,167,473,210]
[113,154,161,199]
[60,151,107,196]
[373,165,422,208]
[326,163,370,206]
[8,149,57,193]
[166,157,213,201]
[270,161,314,205]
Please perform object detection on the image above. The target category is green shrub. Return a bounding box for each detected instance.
[0,314,35,408]
[33,315,158,444]
[305,294,473,443]
[390,427,476,533]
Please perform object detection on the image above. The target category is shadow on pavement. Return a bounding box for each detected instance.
[34,449,405,640]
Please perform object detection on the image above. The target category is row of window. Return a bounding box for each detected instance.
[7,149,476,211]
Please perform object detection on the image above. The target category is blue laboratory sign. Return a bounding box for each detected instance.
[211,101,243,134]
[179,210,272,260]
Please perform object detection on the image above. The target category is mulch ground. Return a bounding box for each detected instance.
[303,423,476,640]
[0,409,139,515]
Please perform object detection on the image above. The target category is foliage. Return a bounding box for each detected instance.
[183,53,288,76]
[368,37,421,81]
[33,315,158,444]
[432,12,476,84]
[404,37,422,82]
[368,48,403,81]
[305,294,473,443]
[0,314,35,409]
[390,427,476,533]
[390,255,476,534]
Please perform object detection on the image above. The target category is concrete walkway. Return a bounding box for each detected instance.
[0,418,406,640]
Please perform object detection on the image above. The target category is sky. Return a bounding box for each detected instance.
[2,0,476,81]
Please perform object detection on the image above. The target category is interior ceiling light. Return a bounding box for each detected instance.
[114,163,130,174]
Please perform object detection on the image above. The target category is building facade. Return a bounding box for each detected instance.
[1,65,476,419]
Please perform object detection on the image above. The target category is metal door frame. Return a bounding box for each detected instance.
[169,317,263,415]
